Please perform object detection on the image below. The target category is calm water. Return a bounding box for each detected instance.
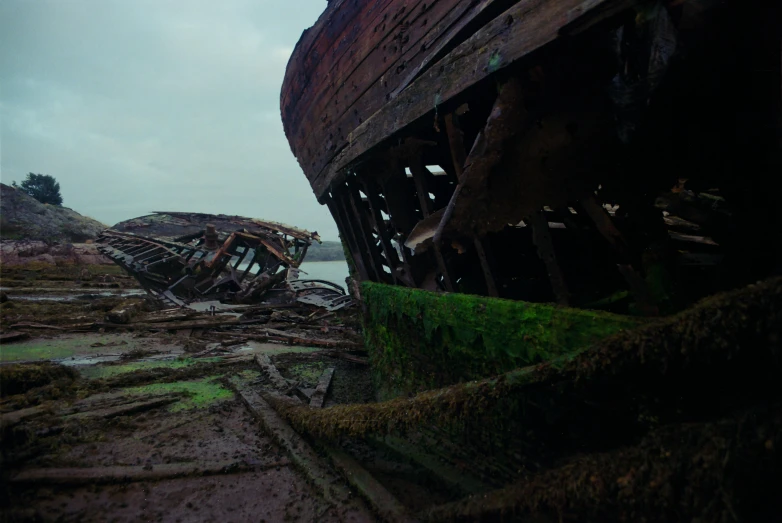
[297,260,350,290]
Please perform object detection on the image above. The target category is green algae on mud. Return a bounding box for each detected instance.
[0,334,156,363]
[78,358,223,380]
[361,282,645,398]
[121,376,233,411]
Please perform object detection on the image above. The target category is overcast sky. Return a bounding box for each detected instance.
[0,0,340,239]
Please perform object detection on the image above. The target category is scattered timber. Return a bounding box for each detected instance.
[96,317,241,331]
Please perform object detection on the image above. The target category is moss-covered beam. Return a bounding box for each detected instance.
[425,405,782,522]
[267,277,782,444]
[361,282,645,397]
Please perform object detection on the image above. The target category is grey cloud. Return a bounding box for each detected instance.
[0,0,337,239]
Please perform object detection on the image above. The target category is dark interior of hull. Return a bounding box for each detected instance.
[282,0,781,317]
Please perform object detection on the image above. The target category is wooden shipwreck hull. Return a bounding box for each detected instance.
[96,212,351,310]
[282,0,781,316]
[277,3,782,518]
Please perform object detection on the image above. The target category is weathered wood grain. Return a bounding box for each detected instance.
[309,367,335,408]
[308,0,624,198]
[293,0,492,179]
[282,0,502,185]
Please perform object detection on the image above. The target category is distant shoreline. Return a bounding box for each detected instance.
[304,240,345,262]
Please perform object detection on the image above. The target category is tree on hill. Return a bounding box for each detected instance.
[14,173,63,205]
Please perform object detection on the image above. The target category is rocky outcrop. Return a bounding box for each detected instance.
[0,183,107,243]
[0,240,112,266]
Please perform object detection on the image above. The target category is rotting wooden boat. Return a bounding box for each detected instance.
[282,0,780,308]
[281,0,781,394]
[96,212,351,310]
[277,2,782,518]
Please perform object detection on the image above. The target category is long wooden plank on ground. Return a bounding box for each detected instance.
[312,0,628,197]
[228,375,367,512]
[66,396,179,420]
[309,367,335,408]
[324,444,419,523]
[255,354,291,390]
[9,459,288,485]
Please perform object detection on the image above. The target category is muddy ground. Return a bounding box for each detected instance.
[0,264,384,522]
[0,263,461,522]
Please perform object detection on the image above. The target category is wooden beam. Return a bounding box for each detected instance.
[309,367,335,409]
[256,354,291,390]
[9,460,288,485]
[229,375,369,513]
[346,180,389,283]
[528,210,570,306]
[359,177,404,285]
[325,195,369,281]
[333,192,373,281]
[323,444,420,523]
[473,238,499,297]
[578,195,657,315]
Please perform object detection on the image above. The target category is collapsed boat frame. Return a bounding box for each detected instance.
[97,218,351,310]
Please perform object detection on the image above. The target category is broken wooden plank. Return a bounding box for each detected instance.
[473,238,499,298]
[228,375,368,512]
[255,354,291,390]
[97,317,241,331]
[309,367,335,409]
[8,459,288,485]
[324,444,419,523]
[528,210,570,306]
[105,299,146,324]
[139,310,200,323]
[6,323,64,331]
[245,331,365,350]
[67,396,179,420]
[317,351,370,366]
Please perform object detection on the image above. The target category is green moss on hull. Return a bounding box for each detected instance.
[361,282,645,398]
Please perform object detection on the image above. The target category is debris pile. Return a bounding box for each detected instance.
[96,212,352,310]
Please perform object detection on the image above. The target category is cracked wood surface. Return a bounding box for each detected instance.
[282,0,625,199]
